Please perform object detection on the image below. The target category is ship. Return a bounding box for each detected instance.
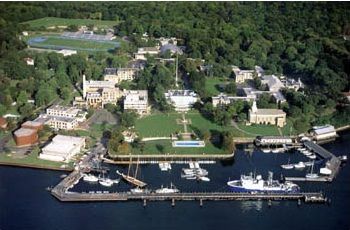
[227,172,300,193]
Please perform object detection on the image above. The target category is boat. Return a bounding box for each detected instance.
[99,178,114,187]
[305,161,319,179]
[159,162,168,171]
[227,172,300,193]
[320,167,332,175]
[294,162,306,169]
[116,157,147,188]
[281,158,294,169]
[302,150,312,156]
[197,176,210,182]
[261,148,271,153]
[272,148,285,153]
[155,183,179,194]
[304,161,313,167]
[83,174,99,182]
[281,164,294,169]
[307,154,317,160]
[130,187,151,194]
[112,178,120,184]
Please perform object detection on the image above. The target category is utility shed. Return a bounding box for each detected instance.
[310,125,337,141]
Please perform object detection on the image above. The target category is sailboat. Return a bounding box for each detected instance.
[116,157,147,188]
[306,161,319,179]
[281,158,294,169]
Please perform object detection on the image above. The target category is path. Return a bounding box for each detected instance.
[231,120,259,136]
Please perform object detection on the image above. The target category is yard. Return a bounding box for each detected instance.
[205,77,228,96]
[131,140,227,155]
[22,17,119,30]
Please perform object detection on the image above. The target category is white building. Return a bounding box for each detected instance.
[40,135,85,162]
[284,78,304,91]
[123,90,149,115]
[47,105,80,118]
[164,90,199,112]
[57,49,77,56]
[212,93,255,107]
[310,125,337,141]
[156,37,178,46]
[134,47,160,60]
[104,68,139,83]
[261,75,285,93]
[46,116,78,130]
[232,66,255,83]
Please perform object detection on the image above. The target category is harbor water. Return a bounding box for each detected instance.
[0,131,349,230]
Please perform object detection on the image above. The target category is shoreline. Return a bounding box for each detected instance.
[0,161,73,172]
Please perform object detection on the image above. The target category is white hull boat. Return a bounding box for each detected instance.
[83,174,99,182]
[99,178,114,187]
[294,162,306,169]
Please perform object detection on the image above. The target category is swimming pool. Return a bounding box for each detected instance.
[172,141,205,148]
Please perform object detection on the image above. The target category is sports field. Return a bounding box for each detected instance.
[26,35,119,51]
[22,17,118,29]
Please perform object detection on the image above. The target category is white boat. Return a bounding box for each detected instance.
[272,148,284,153]
[155,183,179,194]
[112,178,120,184]
[302,150,312,156]
[307,154,317,160]
[193,162,200,168]
[83,174,99,182]
[294,162,306,169]
[130,187,151,194]
[189,162,195,169]
[261,148,271,153]
[198,176,210,182]
[159,162,168,171]
[281,164,294,169]
[320,167,332,175]
[281,158,294,169]
[304,161,313,167]
[99,178,114,187]
[306,161,319,179]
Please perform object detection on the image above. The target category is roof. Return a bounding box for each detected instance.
[47,105,80,115]
[304,141,333,159]
[312,125,335,135]
[262,75,284,92]
[14,128,36,137]
[22,121,43,128]
[160,44,183,54]
[104,68,117,75]
[52,134,85,144]
[252,109,286,116]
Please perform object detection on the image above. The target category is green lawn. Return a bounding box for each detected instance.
[131,140,227,155]
[135,111,247,138]
[135,113,182,138]
[27,35,119,51]
[205,77,229,96]
[22,17,118,29]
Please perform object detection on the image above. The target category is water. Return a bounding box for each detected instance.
[0,132,349,230]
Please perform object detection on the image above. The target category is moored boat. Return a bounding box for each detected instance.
[99,178,114,187]
[155,183,179,194]
[294,162,306,169]
[227,172,300,193]
[83,174,99,182]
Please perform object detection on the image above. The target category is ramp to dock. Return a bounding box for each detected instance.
[304,141,333,159]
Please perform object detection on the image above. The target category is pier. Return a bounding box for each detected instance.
[51,170,327,204]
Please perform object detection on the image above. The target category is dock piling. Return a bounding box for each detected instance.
[199,199,203,207]
[171,198,175,207]
[143,199,147,207]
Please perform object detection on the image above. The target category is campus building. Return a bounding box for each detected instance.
[134,47,160,60]
[123,90,149,115]
[40,135,85,162]
[103,68,139,83]
[77,75,122,108]
[310,125,337,141]
[212,93,255,107]
[164,90,199,112]
[248,101,286,127]
[232,66,255,83]
[13,128,38,147]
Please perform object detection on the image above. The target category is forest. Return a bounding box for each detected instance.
[0,2,349,131]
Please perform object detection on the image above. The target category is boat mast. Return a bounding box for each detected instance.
[135,157,139,179]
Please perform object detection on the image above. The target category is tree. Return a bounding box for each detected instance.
[18,103,33,117]
[225,82,236,95]
[59,87,71,100]
[120,112,137,128]
[16,91,28,107]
